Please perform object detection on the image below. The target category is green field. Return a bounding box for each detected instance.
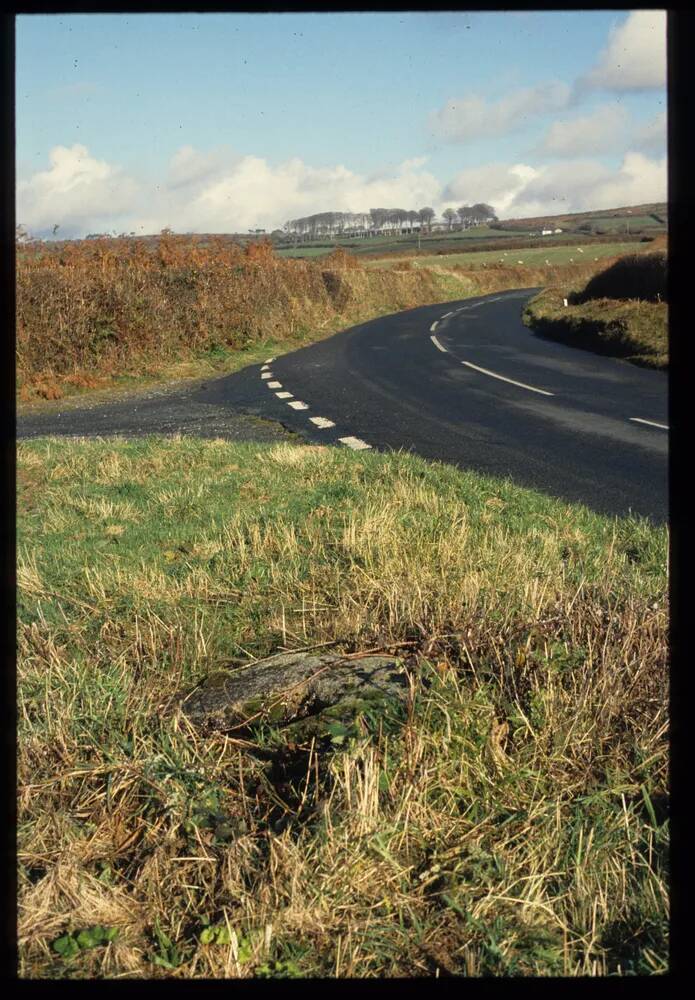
[18,435,668,978]
[366,242,640,271]
[275,225,530,259]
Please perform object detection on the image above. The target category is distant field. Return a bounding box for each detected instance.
[275,225,510,258]
[366,242,640,271]
[574,215,662,233]
[494,202,668,233]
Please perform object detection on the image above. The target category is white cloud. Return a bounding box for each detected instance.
[443,152,666,219]
[429,81,571,143]
[443,163,538,215]
[167,145,239,190]
[16,142,667,238]
[143,152,443,233]
[536,104,631,157]
[16,144,139,237]
[504,152,666,217]
[579,11,667,92]
[633,111,667,155]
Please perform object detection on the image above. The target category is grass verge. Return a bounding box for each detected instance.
[17,235,653,410]
[18,435,668,978]
[522,287,668,369]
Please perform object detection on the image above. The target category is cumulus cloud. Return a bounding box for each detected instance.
[536,104,631,158]
[443,152,665,219]
[16,144,140,237]
[429,81,571,143]
[578,10,667,93]
[633,111,667,155]
[18,145,443,237]
[443,163,538,216]
[17,142,667,238]
[167,144,239,190]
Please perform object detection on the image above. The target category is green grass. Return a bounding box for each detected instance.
[523,286,668,370]
[276,225,507,255]
[576,216,663,233]
[366,243,639,271]
[18,436,668,978]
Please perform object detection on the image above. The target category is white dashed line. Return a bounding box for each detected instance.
[430,321,439,332]
[265,357,275,363]
[260,364,270,371]
[629,417,668,431]
[288,400,309,410]
[339,436,371,450]
[461,361,555,396]
[309,416,336,428]
[267,381,282,388]
[442,311,453,319]
[275,391,293,399]
[261,372,272,379]
[430,335,448,353]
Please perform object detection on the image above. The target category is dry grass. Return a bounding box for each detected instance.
[17,436,668,978]
[523,282,668,369]
[16,237,449,399]
[16,235,646,403]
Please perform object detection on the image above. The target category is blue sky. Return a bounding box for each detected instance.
[16,11,667,238]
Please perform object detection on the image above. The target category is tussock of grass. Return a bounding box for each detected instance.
[17,437,668,977]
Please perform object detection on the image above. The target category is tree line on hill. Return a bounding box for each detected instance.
[282,203,497,240]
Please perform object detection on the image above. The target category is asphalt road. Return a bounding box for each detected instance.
[18,288,668,522]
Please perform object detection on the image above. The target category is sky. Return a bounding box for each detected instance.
[15,10,668,239]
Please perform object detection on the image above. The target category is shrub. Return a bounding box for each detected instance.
[574,252,667,304]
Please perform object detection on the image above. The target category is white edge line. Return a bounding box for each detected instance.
[430,335,448,353]
[462,360,554,396]
[430,321,438,332]
[339,436,371,450]
[629,417,669,431]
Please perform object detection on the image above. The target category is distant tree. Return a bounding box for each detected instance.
[16,224,31,244]
[471,203,497,221]
[443,208,457,230]
[418,207,435,232]
[457,205,472,227]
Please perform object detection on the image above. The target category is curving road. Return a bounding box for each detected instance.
[18,288,668,522]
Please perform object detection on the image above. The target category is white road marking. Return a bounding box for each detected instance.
[265,357,275,363]
[288,400,309,410]
[629,417,668,431]
[309,416,336,428]
[261,364,270,371]
[442,311,453,319]
[267,381,282,388]
[461,360,555,396]
[261,372,272,379]
[339,436,371,450]
[430,335,448,353]
[275,391,293,399]
[430,321,439,332]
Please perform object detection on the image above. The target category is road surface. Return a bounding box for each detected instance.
[18,288,668,522]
